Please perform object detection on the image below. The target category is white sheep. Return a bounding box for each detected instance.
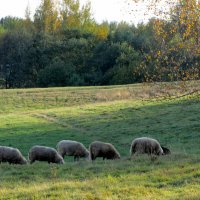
[57,140,89,161]
[130,137,163,158]
[89,141,120,160]
[0,146,27,164]
[29,145,64,164]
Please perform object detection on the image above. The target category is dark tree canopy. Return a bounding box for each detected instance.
[0,0,199,88]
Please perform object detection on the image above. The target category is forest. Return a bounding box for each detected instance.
[0,0,199,88]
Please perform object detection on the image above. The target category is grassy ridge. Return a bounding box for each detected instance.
[0,81,199,113]
[0,82,200,199]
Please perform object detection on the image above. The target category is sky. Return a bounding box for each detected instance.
[0,0,168,25]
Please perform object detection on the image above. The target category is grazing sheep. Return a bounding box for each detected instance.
[0,146,27,164]
[29,145,64,164]
[161,146,171,155]
[57,140,89,161]
[89,141,120,161]
[130,137,163,158]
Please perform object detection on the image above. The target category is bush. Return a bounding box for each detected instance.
[37,59,83,87]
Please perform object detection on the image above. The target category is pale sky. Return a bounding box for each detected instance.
[0,0,169,25]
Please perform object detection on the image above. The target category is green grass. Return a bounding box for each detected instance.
[1,82,200,199]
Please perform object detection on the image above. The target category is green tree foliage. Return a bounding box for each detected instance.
[0,17,24,31]
[61,0,108,39]
[0,25,6,36]
[34,0,60,33]
[0,30,34,88]
[103,42,141,84]
[37,58,83,87]
[61,0,90,29]
[0,0,199,88]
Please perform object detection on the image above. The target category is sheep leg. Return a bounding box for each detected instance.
[30,160,35,164]
[74,156,77,162]
[61,153,65,159]
[131,152,138,160]
[150,154,157,161]
[91,154,96,161]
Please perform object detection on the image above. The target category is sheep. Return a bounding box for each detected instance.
[29,145,64,164]
[89,141,120,161]
[0,146,27,165]
[130,137,163,158]
[161,146,171,155]
[57,140,89,161]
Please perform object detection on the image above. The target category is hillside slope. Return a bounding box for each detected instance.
[0,82,200,199]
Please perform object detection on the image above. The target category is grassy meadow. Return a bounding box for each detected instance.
[1,81,200,199]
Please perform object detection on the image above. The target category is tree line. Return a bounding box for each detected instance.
[0,0,199,88]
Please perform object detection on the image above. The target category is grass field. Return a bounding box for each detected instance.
[1,82,200,199]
